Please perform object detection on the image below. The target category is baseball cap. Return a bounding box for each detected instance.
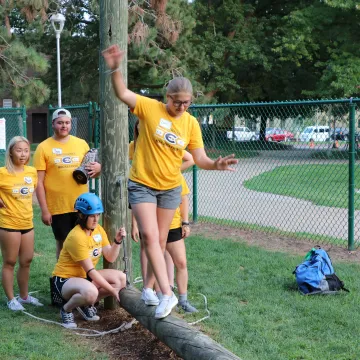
[52,108,72,121]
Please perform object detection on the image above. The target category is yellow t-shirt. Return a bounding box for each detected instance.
[0,166,37,229]
[52,224,110,279]
[130,95,203,190]
[33,136,90,215]
[129,141,135,161]
[169,175,190,230]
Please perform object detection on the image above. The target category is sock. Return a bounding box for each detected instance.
[21,296,28,301]
[179,293,187,304]
[156,291,163,299]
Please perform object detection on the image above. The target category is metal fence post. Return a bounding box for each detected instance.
[88,101,93,146]
[22,106,27,137]
[348,100,356,251]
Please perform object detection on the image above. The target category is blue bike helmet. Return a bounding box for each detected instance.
[74,193,104,215]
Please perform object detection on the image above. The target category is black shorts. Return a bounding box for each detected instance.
[0,227,33,235]
[51,276,92,307]
[51,212,78,242]
[167,227,182,243]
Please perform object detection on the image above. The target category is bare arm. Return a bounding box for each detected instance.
[181,150,195,172]
[102,45,137,109]
[78,258,119,302]
[190,148,238,171]
[102,227,126,263]
[35,170,52,225]
[180,195,191,238]
[131,212,140,242]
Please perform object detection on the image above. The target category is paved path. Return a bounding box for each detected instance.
[184,155,358,242]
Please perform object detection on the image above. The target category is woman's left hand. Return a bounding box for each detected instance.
[115,227,126,243]
[214,154,238,171]
[85,162,101,178]
[182,224,191,239]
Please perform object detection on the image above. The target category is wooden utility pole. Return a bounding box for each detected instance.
[99,0,130,309]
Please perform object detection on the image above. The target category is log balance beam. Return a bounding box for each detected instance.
[119,287,241,360]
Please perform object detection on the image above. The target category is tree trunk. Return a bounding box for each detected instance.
[99,0,131,309]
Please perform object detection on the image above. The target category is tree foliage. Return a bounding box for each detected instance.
[0,0,50,106]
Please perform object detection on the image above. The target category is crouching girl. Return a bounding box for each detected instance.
[52,192,126,328]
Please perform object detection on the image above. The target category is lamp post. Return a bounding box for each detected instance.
[50,13,65,108]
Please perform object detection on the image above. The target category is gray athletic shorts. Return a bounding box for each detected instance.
[128,180,182,210]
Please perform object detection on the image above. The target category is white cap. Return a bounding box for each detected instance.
[52,108,72,121]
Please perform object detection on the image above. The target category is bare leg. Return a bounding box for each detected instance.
[166,240,188,295]
[17,230,34,299]
[95,269,126,301]
[140,243,148,282]
[165,250,175,288]
[132,203,176,296]
[61,278,99,312]
[0,230,21,300]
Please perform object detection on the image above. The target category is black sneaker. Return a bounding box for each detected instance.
[77,305,100,321]
[60,307,77,329]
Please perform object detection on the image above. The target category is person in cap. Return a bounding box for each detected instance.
[52,192,126,329]
[33,109,101,259]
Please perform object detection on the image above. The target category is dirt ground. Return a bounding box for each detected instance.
[78,223,359,360]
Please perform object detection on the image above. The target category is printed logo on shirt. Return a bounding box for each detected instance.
[24,177,32,184]
[156,128,164,137]
[52,148,62,155]
[164,132,177,145]
[72,157,80,163]
[20,187,29,195]
[12,189,19,194]
[54,158,61,164]
[93,234,102,243]
[159,118,172,130]
[92,248,100,257]
[62,156,72,164]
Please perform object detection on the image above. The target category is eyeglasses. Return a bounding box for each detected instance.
[169,95,192,108]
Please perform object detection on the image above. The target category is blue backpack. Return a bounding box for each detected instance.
[293,247,349,295]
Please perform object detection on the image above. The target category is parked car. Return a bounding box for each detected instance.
[226,127,256,141]
[255,127,280,140]
[300,126,330,142]
[330,128,350,141]
[283,130,295,141]
[265,129,290,142]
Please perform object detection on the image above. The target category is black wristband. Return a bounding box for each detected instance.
[114,238,122,245]
[182,221,190,226]
[86,268,95,277]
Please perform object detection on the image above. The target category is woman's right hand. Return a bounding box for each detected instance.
[131,222,140,243]
[102,45,125,70]
[41,210,52,226]
[0,198,6,208]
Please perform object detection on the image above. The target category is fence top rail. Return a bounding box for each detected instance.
[49,103,92,110]
[189,98,360,109]
[0,107,25,111]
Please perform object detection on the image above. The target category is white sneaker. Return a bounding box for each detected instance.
[141,288,159,306]
[17,295,44,307]
[154,292,178,319]
[7,298,25,311]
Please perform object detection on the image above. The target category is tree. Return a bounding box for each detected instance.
[0,0,50,106]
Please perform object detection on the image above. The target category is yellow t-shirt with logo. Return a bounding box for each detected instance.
[130,95,203,190]
[0,166,37,229]
[169,175,190,230]
[33,136,90,215]
[52,224,110,279]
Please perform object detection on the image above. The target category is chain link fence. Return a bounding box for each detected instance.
[187,99,360,249]
[0,107,27,166]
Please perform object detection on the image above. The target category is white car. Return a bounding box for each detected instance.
[227,127,256,141]
[300,126,330,142]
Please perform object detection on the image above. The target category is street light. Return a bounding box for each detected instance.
[50,13,65,107]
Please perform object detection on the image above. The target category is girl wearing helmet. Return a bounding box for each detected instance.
[52,192,126,329]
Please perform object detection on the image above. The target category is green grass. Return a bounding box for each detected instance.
[0,207,109,360]
[142,235,360,360]
[244,164,360,209]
